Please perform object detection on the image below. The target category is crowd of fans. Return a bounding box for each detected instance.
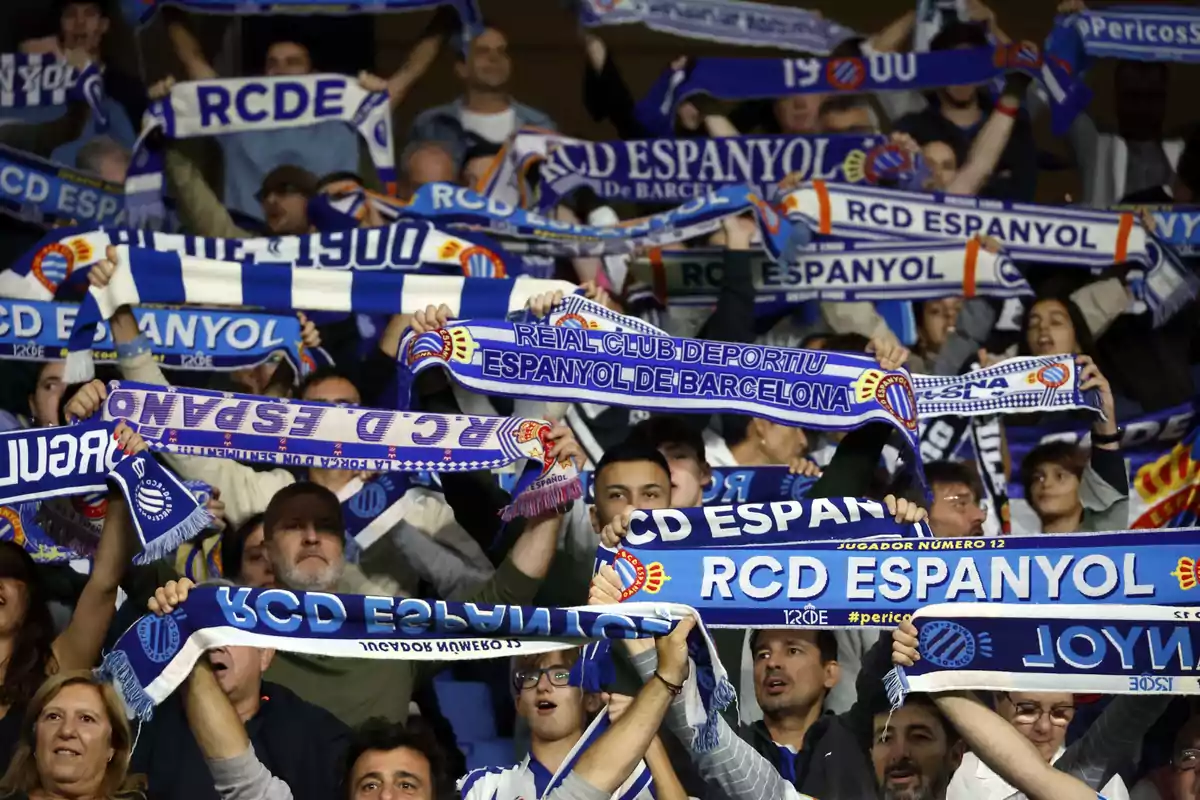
[0,0,1196,798]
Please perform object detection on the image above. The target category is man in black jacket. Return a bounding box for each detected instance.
[130,640,350,800]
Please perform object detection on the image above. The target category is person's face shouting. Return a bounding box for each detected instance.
[872,704,963,800]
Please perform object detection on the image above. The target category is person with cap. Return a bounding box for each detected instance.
[130,582,350,800]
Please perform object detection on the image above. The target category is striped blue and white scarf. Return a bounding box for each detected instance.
[0,54,107,127]
[101,589,731,753]
[62,245,575,381]
[0,222,512,302]
[781,181,1198,325]
[535,134,928,209]
[630,240,1028,310]
[887,603,1200,705]
[0,421,211,564]
[0,299,331,377]
[120,0,483,33]
[0,145,125,228]
[578,0,856,54]
[125,74,394,228]
[634,43,1060,137]
[101,381,581,521]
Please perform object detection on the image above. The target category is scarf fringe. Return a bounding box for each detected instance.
[101,650,155,721]
[64,348,95,384]
[135,504,214,565]
[884,667,910,710]
[501,474,584,522]
[1147,265,1200,328]
[693,676,737,753]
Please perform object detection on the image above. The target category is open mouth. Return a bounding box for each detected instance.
[886,767,918,787]
[762,678,789,695]
[52,746,81,757]
[535,701,557,714]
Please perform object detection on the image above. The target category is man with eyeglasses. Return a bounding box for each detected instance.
[924,461,987,538]
[458,648,679,799]
[946,691,1136,800]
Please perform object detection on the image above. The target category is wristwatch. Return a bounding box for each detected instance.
[1091,427,1124,445]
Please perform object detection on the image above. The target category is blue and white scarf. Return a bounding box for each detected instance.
[912,354,1102,419]
[0,54,107,127]
[119,0,483,33]
[914,0,967,52]
[1048,6,1200,67]
[1152,208,1200,256]
[578,0,856,55]
[887,603,1200,705]
[604,522,1199,629]
[781,181,1198,325]
[0,222,513,303]
[101,588,731,752]
[0,146,125,228]
[101,381,581,521]
[126,74,394,228]
[535,134,928,208]
[390,183,797,261]
[630,240,1029,310]
[62,245,575,381]
[0,299,330,376]
[634,43,1060,137]
[0,421,211,564]
[338,473,417,553]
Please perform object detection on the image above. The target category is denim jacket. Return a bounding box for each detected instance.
[408,97,555,167]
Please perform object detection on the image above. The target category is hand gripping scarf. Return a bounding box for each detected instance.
[0,145,125,228]
[780,181,1198,325]
[100,381,581,521]
[887,602,1200,707]
[0,298,332,378]
[604,520,1200,629]
[102,589,732,754]
[0,222,514,303]
[577,0,856,54]
[0,421,211,564]
[125,74,394,228]
[534,134,929,209]
[634,43,1062,137]
[0,53,107,127]
[62,245,576,382]
[630,240,1030,310]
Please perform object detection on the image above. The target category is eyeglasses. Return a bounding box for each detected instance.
[1002,694,1075,726]
[939,494,988,513]
[1175,749,1200,771]
[513,667,571,691]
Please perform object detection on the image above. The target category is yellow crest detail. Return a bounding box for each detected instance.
[841,149,868,183]
[852,369,885,404]
[642,562,670,594]
[1174,556,1198,590]
[439,240,463,259]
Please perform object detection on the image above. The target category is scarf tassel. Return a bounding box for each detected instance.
[884,666,911,711]
[500,465,584,522]
[100,649,155,721]
[693,676,737,753]
[133,502,214,566]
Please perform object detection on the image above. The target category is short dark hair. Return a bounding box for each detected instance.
[817,94,871,118]
[1020,441,1088,500]
[297,366,358,401]
[627,416,706,465]
[1018,296,1097,359]
[748,629,838,663]
[594,440,671,488]
[220,513,266,581]
[875,693,962,745]
[925,460,983,503]
[342,717,446,800]
[820,332,871,353]
[55,0,110,17]
[263,482,343,541]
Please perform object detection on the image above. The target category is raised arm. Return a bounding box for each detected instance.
[165,9,219,80]
[946,72,1031,196]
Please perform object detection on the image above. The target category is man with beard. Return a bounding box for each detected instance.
[872,695,965,800]
[924,461,987,538]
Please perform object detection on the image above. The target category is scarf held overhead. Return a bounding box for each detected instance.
[125,74,394,228]
[887,603,1200,707]
[0,146,124,228]
[0,421,211,564]
[102,588,731,755]
[605,522,1200,628]
[0,54,107,127]
[119,0,483,31]
[578,0,856,54]
[62,245,575,381]
[0,299,330,376]
[101,382,580,521]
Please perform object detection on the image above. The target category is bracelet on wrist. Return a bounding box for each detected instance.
[1092,427,1123,445]
[653,671,684,696]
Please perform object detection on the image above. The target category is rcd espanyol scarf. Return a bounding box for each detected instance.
[120,0,484,33]
[0,222,512,303]
[887,603,1200,707]
[0,421,211,564]
[102,589,731,752]
[577,0,856,54]
[0,54,107,127]
[125,74,394,228]
[1152,208,1200,256]
[477,127,583,207]
[0,146,125,228]
[62,245,576,381]
[0,299,331,377]
[912,354,1103,420]
[605,521,1200,629]
[100,381,581,521]
[396,295,927,484]
[535,134,928,208]
[630,240,1029,311]
[781,181,1199,325]
[634,43,1058,138]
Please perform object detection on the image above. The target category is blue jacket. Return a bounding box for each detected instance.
[408,97,555,168]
